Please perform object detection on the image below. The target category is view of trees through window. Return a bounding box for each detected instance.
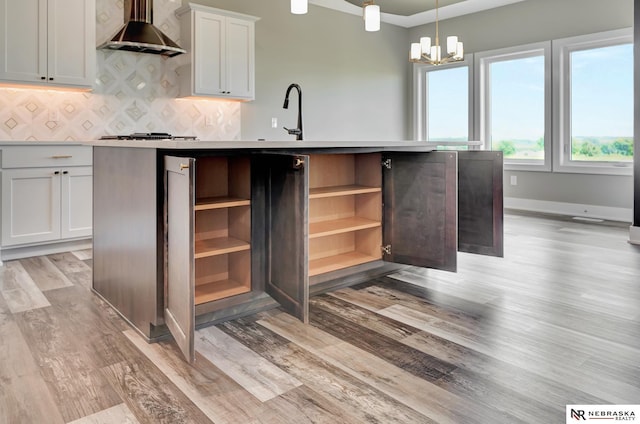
[419,33,633,170]
[570,43,633,162]
[489,55,545,162]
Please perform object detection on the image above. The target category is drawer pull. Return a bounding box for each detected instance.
[180,163,190,170]
[51,155,73,159]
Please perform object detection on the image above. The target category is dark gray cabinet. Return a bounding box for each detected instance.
[382,151,458,272]
[253,153,310,324]
[165,156,196,362]
[458,151,504,257]
[93,146,502,364]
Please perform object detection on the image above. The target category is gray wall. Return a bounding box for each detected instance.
[190,0,633,217]
[190,0,410,141]
[410,0,634,215]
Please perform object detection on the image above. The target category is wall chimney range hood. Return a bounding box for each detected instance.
[98,0,186,57]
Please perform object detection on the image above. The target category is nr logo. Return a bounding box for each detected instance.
[571,409,587,420]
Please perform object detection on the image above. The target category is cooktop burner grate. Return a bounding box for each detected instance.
[100,132,198,141]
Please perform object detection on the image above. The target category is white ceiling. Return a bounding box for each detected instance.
[309,0,528,28]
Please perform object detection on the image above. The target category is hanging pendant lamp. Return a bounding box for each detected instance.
[291,0,308,14]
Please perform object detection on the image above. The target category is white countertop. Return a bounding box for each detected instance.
[85,140,481,150]
[0,140,88,145]
[0,140,482,150]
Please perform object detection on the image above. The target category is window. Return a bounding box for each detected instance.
[413,56,473,142]
[413,29,633,176]
[553,29,633,175]
[474,42,551,171]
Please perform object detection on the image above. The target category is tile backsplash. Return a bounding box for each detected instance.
[0,0,241,141]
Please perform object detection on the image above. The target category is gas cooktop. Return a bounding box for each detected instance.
[99,132,198,141]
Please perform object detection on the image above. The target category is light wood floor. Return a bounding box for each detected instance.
[1,211,639,423]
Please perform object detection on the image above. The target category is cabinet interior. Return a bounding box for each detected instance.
[194,156,251,304]
[308,153,382,278]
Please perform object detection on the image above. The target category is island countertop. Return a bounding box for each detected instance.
[84,139,481,151]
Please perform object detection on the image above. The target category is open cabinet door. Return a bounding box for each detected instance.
[457,151,504,257]
[164,156,196,363]
[253,154,309,323]
[383,151,458,272]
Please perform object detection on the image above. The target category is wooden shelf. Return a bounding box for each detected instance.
[195,279,251,304]
[195,197,250,211]
[309,185,381,199]
[309,251,379,277]
[309,217,381,239]
[195,236,250,259]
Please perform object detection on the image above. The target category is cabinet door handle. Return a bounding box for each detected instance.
[54,171,60,175]
[62,171,69,175]
[293,157,305,169]
[180,163,190,170]
[51,155,73,159]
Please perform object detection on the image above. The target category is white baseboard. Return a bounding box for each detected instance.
[504,197,632,223]
[1,238,92,263]
[629,226,640,245]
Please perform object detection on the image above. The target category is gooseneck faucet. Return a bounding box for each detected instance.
[283,83,303,141]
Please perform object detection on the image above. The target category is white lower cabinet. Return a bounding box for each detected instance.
[61,166,92,239]
[0,145,92,250]
[2,167,61,246]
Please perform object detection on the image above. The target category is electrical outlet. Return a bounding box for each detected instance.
[49,110,59,122]
[510,175,518,186]
[271,117,278,128]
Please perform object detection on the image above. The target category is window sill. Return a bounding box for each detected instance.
[552,162,633,176]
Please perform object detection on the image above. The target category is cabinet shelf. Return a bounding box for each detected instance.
[309,185,381,199]
[195,197,251,211]
[309,251,379,277]
[195,236,250,259]
[195,279,251,304]
[309,217,381,239]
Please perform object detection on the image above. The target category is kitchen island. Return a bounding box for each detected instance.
[89,140,503,362]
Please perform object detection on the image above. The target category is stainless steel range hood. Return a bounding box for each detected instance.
[98,0,186,57]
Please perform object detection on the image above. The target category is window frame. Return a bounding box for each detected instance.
[474,41,552,172]
[412,54,474,142]
[552,28,633,176]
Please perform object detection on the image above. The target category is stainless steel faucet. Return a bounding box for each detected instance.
[283,83,303,141]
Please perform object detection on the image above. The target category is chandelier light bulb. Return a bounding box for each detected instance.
[446,36,458,55]
[420,37,431,54]
[410,43,421,60]
[455,42,464,59]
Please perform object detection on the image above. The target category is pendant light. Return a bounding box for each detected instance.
[363,1,380,32]
[291,0,307,14]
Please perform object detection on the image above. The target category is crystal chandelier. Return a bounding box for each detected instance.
[410,0,464,65]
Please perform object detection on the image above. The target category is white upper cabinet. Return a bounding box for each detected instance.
[0,0,95,89]
[176,4,259,100]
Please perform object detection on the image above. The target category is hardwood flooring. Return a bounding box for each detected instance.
[1,213,639,423]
